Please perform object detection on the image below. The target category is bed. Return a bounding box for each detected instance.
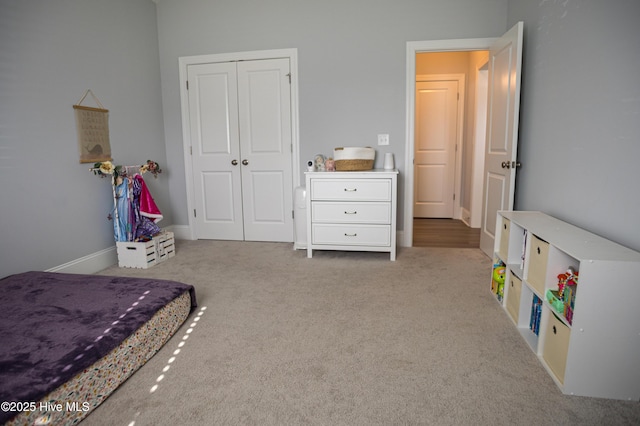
[0,271,196,425]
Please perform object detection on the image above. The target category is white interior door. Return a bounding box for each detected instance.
[237,59,294,242]
[187,58,294,242]
[479,22,524,256]
[188,62,243,240]
[414,79,459,218]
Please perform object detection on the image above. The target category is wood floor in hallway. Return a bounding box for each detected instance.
[413,218,480,248]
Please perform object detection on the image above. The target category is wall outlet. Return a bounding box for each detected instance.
[378,134,389,145]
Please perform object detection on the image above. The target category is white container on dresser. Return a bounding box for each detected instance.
[305,169,398,260]
[492,211,640,401]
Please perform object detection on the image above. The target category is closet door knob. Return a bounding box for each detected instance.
[242,159,249,165]
[231,159,238,166]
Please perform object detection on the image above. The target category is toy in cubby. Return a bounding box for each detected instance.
[492,261,506,302]
[562,268,578,324]
[545,266,578,324]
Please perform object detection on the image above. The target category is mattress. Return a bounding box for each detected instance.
[0,271,196,425]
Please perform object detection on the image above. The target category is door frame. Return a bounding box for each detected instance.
[404,38,496,247]
[178,49,300,240]
[414,73,465,220]
[468,64,488,228]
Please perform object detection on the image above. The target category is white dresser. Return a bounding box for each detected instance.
[305,169,398,260]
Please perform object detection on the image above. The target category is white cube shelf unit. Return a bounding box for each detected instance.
[492,211,640,401]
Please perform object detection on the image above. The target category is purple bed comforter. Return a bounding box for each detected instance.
[0,271,196,424]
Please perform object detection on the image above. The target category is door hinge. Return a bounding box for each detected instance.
[286,73,291,84]
[457,92,459,101]
[186,80,189,90]
[193,209,197,218]
[453,193,456,201]
[292,210,295,219]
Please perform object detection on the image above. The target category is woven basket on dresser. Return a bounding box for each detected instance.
[334,159,374,171]
[333,147,375,171]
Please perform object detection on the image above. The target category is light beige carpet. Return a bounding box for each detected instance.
[82,240,640,425]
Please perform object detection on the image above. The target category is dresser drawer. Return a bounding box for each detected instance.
[310,179,391,201]
[311,224,391,246]
[527,234,549,295]
[311,202,391,224]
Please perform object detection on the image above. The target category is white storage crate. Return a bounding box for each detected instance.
[116,231,175,269]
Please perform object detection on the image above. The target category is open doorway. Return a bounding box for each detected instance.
[404,24,525,253]
[412,51,488,248]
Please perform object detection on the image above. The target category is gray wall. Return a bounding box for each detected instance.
[0,0,167,277]
[508,0,640,251]
[155,0,508,231]
[5,0,636,278]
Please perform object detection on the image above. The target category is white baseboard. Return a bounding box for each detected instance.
[165,224,192,240]
[461,208,472,227]
[46,246,117,275]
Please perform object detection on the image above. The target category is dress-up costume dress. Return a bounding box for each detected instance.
[114,178,131,242]
[113,174,162,242]
[133,174,162,239]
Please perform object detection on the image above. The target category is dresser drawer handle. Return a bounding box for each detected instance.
[344,188,357,192]
[344,233,357,237]
[344,211,357,215]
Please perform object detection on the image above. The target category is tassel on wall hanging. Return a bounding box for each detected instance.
[74,89,112,163]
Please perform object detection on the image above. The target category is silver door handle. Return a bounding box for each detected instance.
[502,161,522,169]
[242,159,249,165]
[231,159,238,166]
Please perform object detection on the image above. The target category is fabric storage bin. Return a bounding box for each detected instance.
[499,217,511,261]
[527,234,549,295]
[543,311,571,384]
[506,273,522,323]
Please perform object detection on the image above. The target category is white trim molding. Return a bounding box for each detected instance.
[404,38,496,247]
[178,48,301,241]
[46,246,117,275]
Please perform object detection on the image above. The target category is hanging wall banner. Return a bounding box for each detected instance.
[74,90,112,163]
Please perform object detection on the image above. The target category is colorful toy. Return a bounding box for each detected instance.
[325,157,335,171]
[556,272,569,298]
[492,265,506,301]
[557,267,578,298]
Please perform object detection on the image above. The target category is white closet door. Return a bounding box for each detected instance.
[187,58,294,242]
[237,58,294,242]
[188,62,244,240]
